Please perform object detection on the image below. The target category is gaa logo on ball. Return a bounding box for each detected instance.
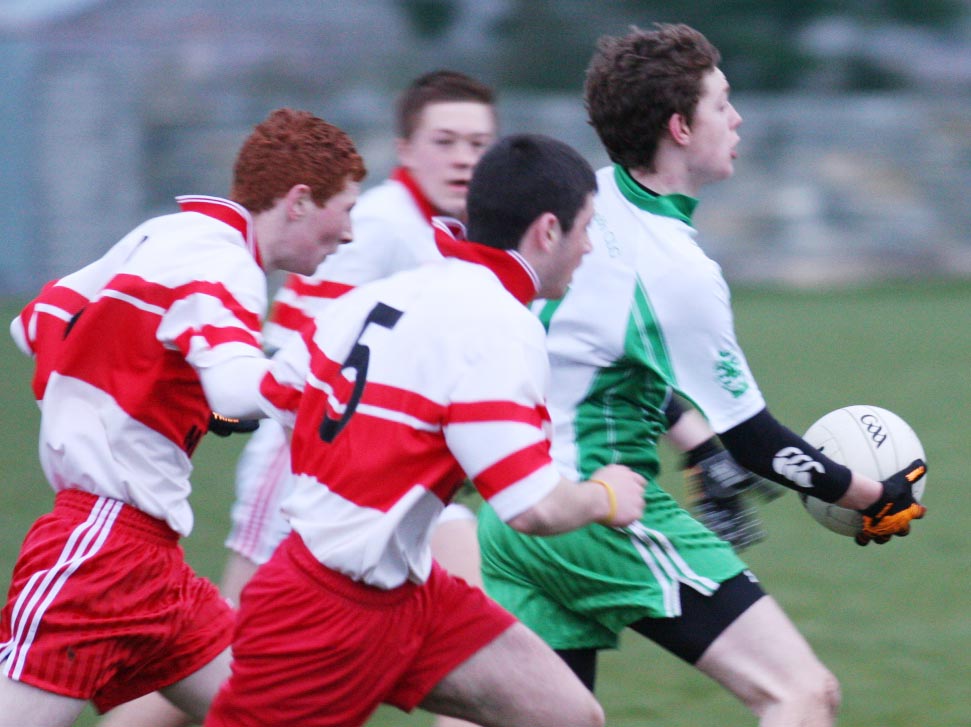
[800,405,927,537]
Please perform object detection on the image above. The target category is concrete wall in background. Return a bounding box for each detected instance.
[504,90,971,287]
[698,92,971,286]
[2,3,970,294]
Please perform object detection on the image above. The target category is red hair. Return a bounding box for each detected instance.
[232,108,366,213]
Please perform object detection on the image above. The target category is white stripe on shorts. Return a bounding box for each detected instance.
[2,497,122,680]
[623,521,720,616]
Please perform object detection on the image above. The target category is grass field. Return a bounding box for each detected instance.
[1,280,969,726]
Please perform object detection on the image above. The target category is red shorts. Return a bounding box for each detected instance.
[0,490,234,713]
[205,532,517,727]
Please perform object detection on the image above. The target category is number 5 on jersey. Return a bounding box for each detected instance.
[319,302,403,442]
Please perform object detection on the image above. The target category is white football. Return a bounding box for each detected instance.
[800,405,926,536]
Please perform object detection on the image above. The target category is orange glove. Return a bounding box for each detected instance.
[856,459,928,546]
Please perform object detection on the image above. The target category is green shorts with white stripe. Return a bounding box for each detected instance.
[478,480,746,651]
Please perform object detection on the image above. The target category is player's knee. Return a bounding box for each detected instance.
[766,665,841,719]
[820,668,842,718]
[545,684,603,727]
[800,666,840,716]
[577,693,605,727]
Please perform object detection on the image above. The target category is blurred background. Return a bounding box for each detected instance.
[3,0,971,293]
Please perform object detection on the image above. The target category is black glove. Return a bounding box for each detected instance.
[208,412,260,437]
[855,459,928,546]
[684,439,777,551]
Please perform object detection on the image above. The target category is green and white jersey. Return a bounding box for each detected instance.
[477,166,755,644]
[539,164,765,481]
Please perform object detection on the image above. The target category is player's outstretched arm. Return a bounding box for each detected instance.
[506,464,646,535]
[197,355,272,419]
[719,409,928,545]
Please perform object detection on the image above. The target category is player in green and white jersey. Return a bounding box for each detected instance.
[478,24,926,726]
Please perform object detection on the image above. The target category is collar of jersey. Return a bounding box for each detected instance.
[391,166,439,223]
[432,219,539,305]
[613,165,697,224]
[176,195,262,267]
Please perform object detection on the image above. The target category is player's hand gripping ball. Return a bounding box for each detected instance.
[800,405,927,544]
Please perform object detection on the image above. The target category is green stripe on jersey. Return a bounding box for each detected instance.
[631,279,704,415]
[573,280,675,481]
[535,297,562,333]
[630,279,676,383]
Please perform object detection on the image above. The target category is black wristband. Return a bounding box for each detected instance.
[664,394,687,428]
[683,436,723,469]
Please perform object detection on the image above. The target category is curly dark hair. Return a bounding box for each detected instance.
[231,108,366,213]
[585,24,720,171]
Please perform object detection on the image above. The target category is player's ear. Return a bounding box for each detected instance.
[542,212,561,250]
[517,212,558,258]
[527,212,560,254]
[668,113,692,146]
[285,184,313,220]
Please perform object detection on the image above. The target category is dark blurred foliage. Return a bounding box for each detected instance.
[396,0,966,91]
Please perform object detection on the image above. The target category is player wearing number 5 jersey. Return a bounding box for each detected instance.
[204,135,647,727]
[0,109,365,727]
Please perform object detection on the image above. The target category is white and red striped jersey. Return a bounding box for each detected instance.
[225,169,470,564]
[259,223,560,589]
[11,196,269,536]
[262,167,449,352]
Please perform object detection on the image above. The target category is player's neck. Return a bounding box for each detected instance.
[628,165,696,198]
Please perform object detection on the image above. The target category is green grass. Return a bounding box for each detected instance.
[2,281,970,726]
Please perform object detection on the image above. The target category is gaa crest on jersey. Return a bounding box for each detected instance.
[714,350,749,398]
